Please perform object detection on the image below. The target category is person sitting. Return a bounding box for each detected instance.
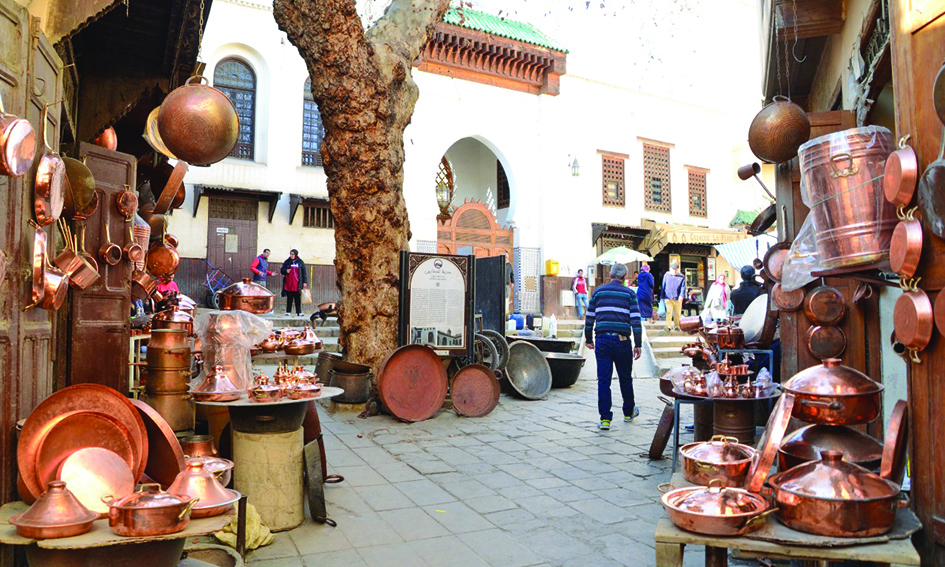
[731,265,764,316]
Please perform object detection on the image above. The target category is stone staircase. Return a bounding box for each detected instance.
[644,321,695,375]
[266,315,341,363]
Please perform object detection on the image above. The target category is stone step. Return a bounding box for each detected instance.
[648,336,694,348]
[657,356,695,375]
[652,347,689,360]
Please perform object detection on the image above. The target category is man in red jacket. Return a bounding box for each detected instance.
[250,249,275,283]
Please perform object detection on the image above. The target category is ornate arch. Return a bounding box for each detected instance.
[437,200,513,262]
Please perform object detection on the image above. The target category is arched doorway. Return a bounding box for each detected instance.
[437,200,513,261]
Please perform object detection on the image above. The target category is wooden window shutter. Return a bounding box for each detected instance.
[643,144,671,213]
[602,156,625,206]
[688,169,707,218]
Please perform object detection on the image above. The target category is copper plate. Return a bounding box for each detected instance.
[450,364,500,418]
[34,411,135,489]
[771,283,805,311]
[763,242,791,283]
[803,285,846,326]
[805,325,846,360]
[880,400,909,485]
[18,384,148,500]
[894,290,933,351]
[745,392,795,493]
[58,447,135,515]
[378,345,448,422]
[935,290,945,337]
[131,399,186,489]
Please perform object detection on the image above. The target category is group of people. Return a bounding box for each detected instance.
[251,249,309,316]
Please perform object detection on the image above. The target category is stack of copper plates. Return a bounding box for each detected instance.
[17,385,169,508]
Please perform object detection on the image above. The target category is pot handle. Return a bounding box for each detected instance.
[179,497,200,520]
[100,494,115,504]
[798,398,843,411]
[771,95,791,103]
[657,482,675,494]
[829,153,859,178]
[137,483,163,493]
[709,435,739,444]
[186,75,210,86]
[744,507,776,530]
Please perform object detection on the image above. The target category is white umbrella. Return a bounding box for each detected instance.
[596,246,653,264]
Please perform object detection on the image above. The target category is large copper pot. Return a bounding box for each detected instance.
[102,483,197,537]
[146,329,191,369]
[157,76,239,166]
[680,435,756,488]
[659,480,774,536]
[782,358,883,425]
[152,305,194,335]
[748,96,811,164]
[143,368,191,395]
[218,278,275,314]
[798,126,895,269]
[766,450,906,537]
[778,424,882,472]
[140,391,194,432]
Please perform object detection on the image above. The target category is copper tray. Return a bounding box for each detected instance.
[18,384,148,500]
[805,325,846,360]
[34,411,135,489]
[772,283,805,312]
[58,447,136,515]
[378,345,448,422]
[450,364,500,418]
[763,242,791,283]
[804,285,846,326]
[745,392,795,493]
[131,399,186,489]
[881,400,909,485]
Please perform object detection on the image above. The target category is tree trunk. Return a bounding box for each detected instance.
[274,0,450,377]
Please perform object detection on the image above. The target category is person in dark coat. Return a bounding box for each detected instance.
[636,264,655,323]
[280,249,308,316]
[731,265,764,316]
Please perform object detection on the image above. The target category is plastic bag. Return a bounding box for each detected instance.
[781,215,820,292]
[657,299,666,318]
[194,310,273,389]
[301,289,313,305]
[754,367,775,396]
[665,365,692,392]
[705,370,723,398]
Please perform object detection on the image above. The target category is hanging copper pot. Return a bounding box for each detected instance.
[0,92,37,177]
[33,104,65,227]
[146,238,180,279]
[763,241,791,283]
[894,278,933,363]
[144,106,177,159]
[38,248,68,311]
[772,283,805,311]
[884,136,918,206]
[93,126,118,151]
[805,325,846,360]
[29,226,47,307]
[164,233,179,248]
[122,221,144,264]
[98,222,122,266]
[889,207,923,279]
[131,269,164,302]
[116,184,138,217]
[62,157,95,219]
[748,96,811,164]
[158,76,239,166]
[803,285,846,326]
[783,359,883,425]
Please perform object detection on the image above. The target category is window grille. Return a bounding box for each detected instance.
[601,156,625,206]
[213,59,256,160]
[688,170,707,218]
[436,157,454,193]
[643,144,671,213]
[303,205,334,229]
[497,160,510,209]
[302,78,325,167]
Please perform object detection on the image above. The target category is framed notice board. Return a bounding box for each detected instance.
[398,252,475,359]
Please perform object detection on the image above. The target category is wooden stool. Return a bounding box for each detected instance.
[233,428,304,531]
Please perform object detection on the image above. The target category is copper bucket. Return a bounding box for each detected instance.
[798,127,895,269]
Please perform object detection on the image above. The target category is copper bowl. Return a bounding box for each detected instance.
[659,480,774,536]
[782,358,883,425]
[680,435,756,488]
[102,483,197,537]
[168,458,240,518]
[9,481,97,539]
[157,76,239,166]
[218,278,275,314]
[748,96,811,163]
[180,435,217,458]
[777,424,882,472]
[93,127,118,151]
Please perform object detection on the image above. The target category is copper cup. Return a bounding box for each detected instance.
[181,435,218,458]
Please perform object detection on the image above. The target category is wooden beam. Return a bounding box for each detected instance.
[776,0,845,41]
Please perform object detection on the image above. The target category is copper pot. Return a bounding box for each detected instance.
[249,375,283,403]
[778,424,882,472]
[713,326,744,349]
[98,222,122,266]
[167,458,240,518]
[141,391,194,432]
[0,92,37,177]
[748,96,811,163]
[659,480,774,536]
[680,435,756,488]
[889,208,923,279]
[199,457,234,488]
[151,305,194,335]
[33,104,65,226]
[93,126,118,151]
[218,278,275,314]
[116,184,138,218]
[157,76,239,166]
[131,269,164,301]
[894,279,933,363]
[884,136,918,207]
[122,221,144,264]
[782,359,883,425]
[9,481,97,539]
[38,251,69,311]
[29,227,46,307]
[192,365,242,402]
[181,435,217,458]
[146,239,180,279]
[164,233,179,248]
[146,329,191,369]
[143,368,191,394]
[258,334,282,353]
[766,450,906,537]
[102,483,197,537]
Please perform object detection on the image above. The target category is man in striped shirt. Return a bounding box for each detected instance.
[584,263,643,430]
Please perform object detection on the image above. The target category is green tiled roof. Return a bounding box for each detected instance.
[442,6,568,53]
[730,209,762,227]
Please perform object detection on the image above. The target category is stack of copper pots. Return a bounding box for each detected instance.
[142,329,194,431]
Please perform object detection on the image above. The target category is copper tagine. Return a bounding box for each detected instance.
[9,481,98,539]
[771,450,898,500]
[249,374,283,403]
[218,278,275,314]
[778,424,883,472]
[193,365,243,402]
[167,458,240,518]
[782,358,883,425]
[151,305,194,335]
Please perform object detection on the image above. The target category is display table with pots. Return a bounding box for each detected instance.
[0,501,233,567]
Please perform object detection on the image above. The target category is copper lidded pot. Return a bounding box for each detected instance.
[782,358,883,425]
[101,483,197,537]
[9,481,97,539]
[660,480,774,536]
[766,450,906,537]
[151,305,194,335]
[218,278,275,314]
[167,458,240,518]
[181,435,217,458]
[680,435,756,488]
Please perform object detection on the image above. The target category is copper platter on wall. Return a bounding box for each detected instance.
[745,392,795,493]
[450,364,500,418]
[771,283,805,312]
[881,400,909,485]
[34,411,135,489]
[804,285,846,326]
[17,384,148,500]
[762,242,791,283]
[131,399,186,489]
[378,345,448,422]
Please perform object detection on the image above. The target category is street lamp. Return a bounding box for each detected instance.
[569,156,580,176]
[436,179,453,221]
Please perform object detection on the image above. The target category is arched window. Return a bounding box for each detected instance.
[302,78,325,166]
[213,58,256,160]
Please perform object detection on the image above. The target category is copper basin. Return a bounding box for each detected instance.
[660,481,774,536]
[680,436,756,488]
[782,358,883,425]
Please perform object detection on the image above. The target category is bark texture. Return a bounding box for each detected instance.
[274,0,450,375]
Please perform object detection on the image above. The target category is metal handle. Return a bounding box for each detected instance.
[799,398,843,410]
[137,483,163,493]
[829,153,859,178]
[178,497,200,520]
[709,435,739,444]
[657,482,675,493]
[186,75,210,86]
[744,508,776,529]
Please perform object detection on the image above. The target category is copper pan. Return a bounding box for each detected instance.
[158,76,239,166]
[889,207,923,279]
[917,126,945,239]
[54,220,98,290]
[881,400,909,485]
[98,222,122,266]
[73,214,100,278]
[122,220,144,264]
[771,283,804,311]
[935,63,945,125]
[61,157,95,219]
[143,106,177,159]
[893,279,933,363]
[803,285,845,326]
[0,92,37,177]
[748,96,811,163]
[146,238,180,279]
[132,269,164,302]
[805,325,846,360]
[884,136,918,206]
[763,242,791,282]
[116,184,138,217]
[165,233,179,248]
[659,480,774,536]
[38,247,68,311]
[33,103,65,226]
[28,226,46,307]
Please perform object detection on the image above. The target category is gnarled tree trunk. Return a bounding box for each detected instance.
[273,0,450,376]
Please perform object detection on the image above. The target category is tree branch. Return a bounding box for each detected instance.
[366,0,451,61]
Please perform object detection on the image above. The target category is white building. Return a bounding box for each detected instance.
[169,0,773,313]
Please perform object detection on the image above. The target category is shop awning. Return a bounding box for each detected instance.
[639,220,748,256]
[591,223,649,246]
[193,185,282,223]
[714,234,778,272]
[288,194,330,225]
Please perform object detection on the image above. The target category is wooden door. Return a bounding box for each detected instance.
[890,2,945,562]
[207,198,258,282]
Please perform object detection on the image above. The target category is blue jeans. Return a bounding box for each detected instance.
[575,293,588,317]
[595,334,635,421]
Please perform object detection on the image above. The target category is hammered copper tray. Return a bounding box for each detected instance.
[18,384,148,500]
[378,345,448,422]
[745,392,795,493]
[450,364,500,418]
[881,400,909,485]
[131,399,186,489]
[34,411,135,489]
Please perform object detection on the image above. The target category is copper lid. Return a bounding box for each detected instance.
[10,481,97,529]
[772,450,899,501]
[666,483,768,516]
[783,359,883,397]
[168,458,237,510]
[219,278,273,300]
[779,424,882,467]
[194,365,242,394]
[153,305,193,324]
[104,483,193,510]
[681,436,755,465]
[196,457,234,478]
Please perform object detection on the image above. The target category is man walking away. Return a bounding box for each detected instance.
[584,263,643,430]
[731,265,764,316]
[572,269,589,318]
[250,249,275,284]
[661,263,686,332]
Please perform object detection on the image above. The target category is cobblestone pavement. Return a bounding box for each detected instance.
[247,354,715,567]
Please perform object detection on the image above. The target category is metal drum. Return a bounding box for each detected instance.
[798,126,895,268]
[328,369,371,404]
[146,329,191,369]
[504,342,552,400]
